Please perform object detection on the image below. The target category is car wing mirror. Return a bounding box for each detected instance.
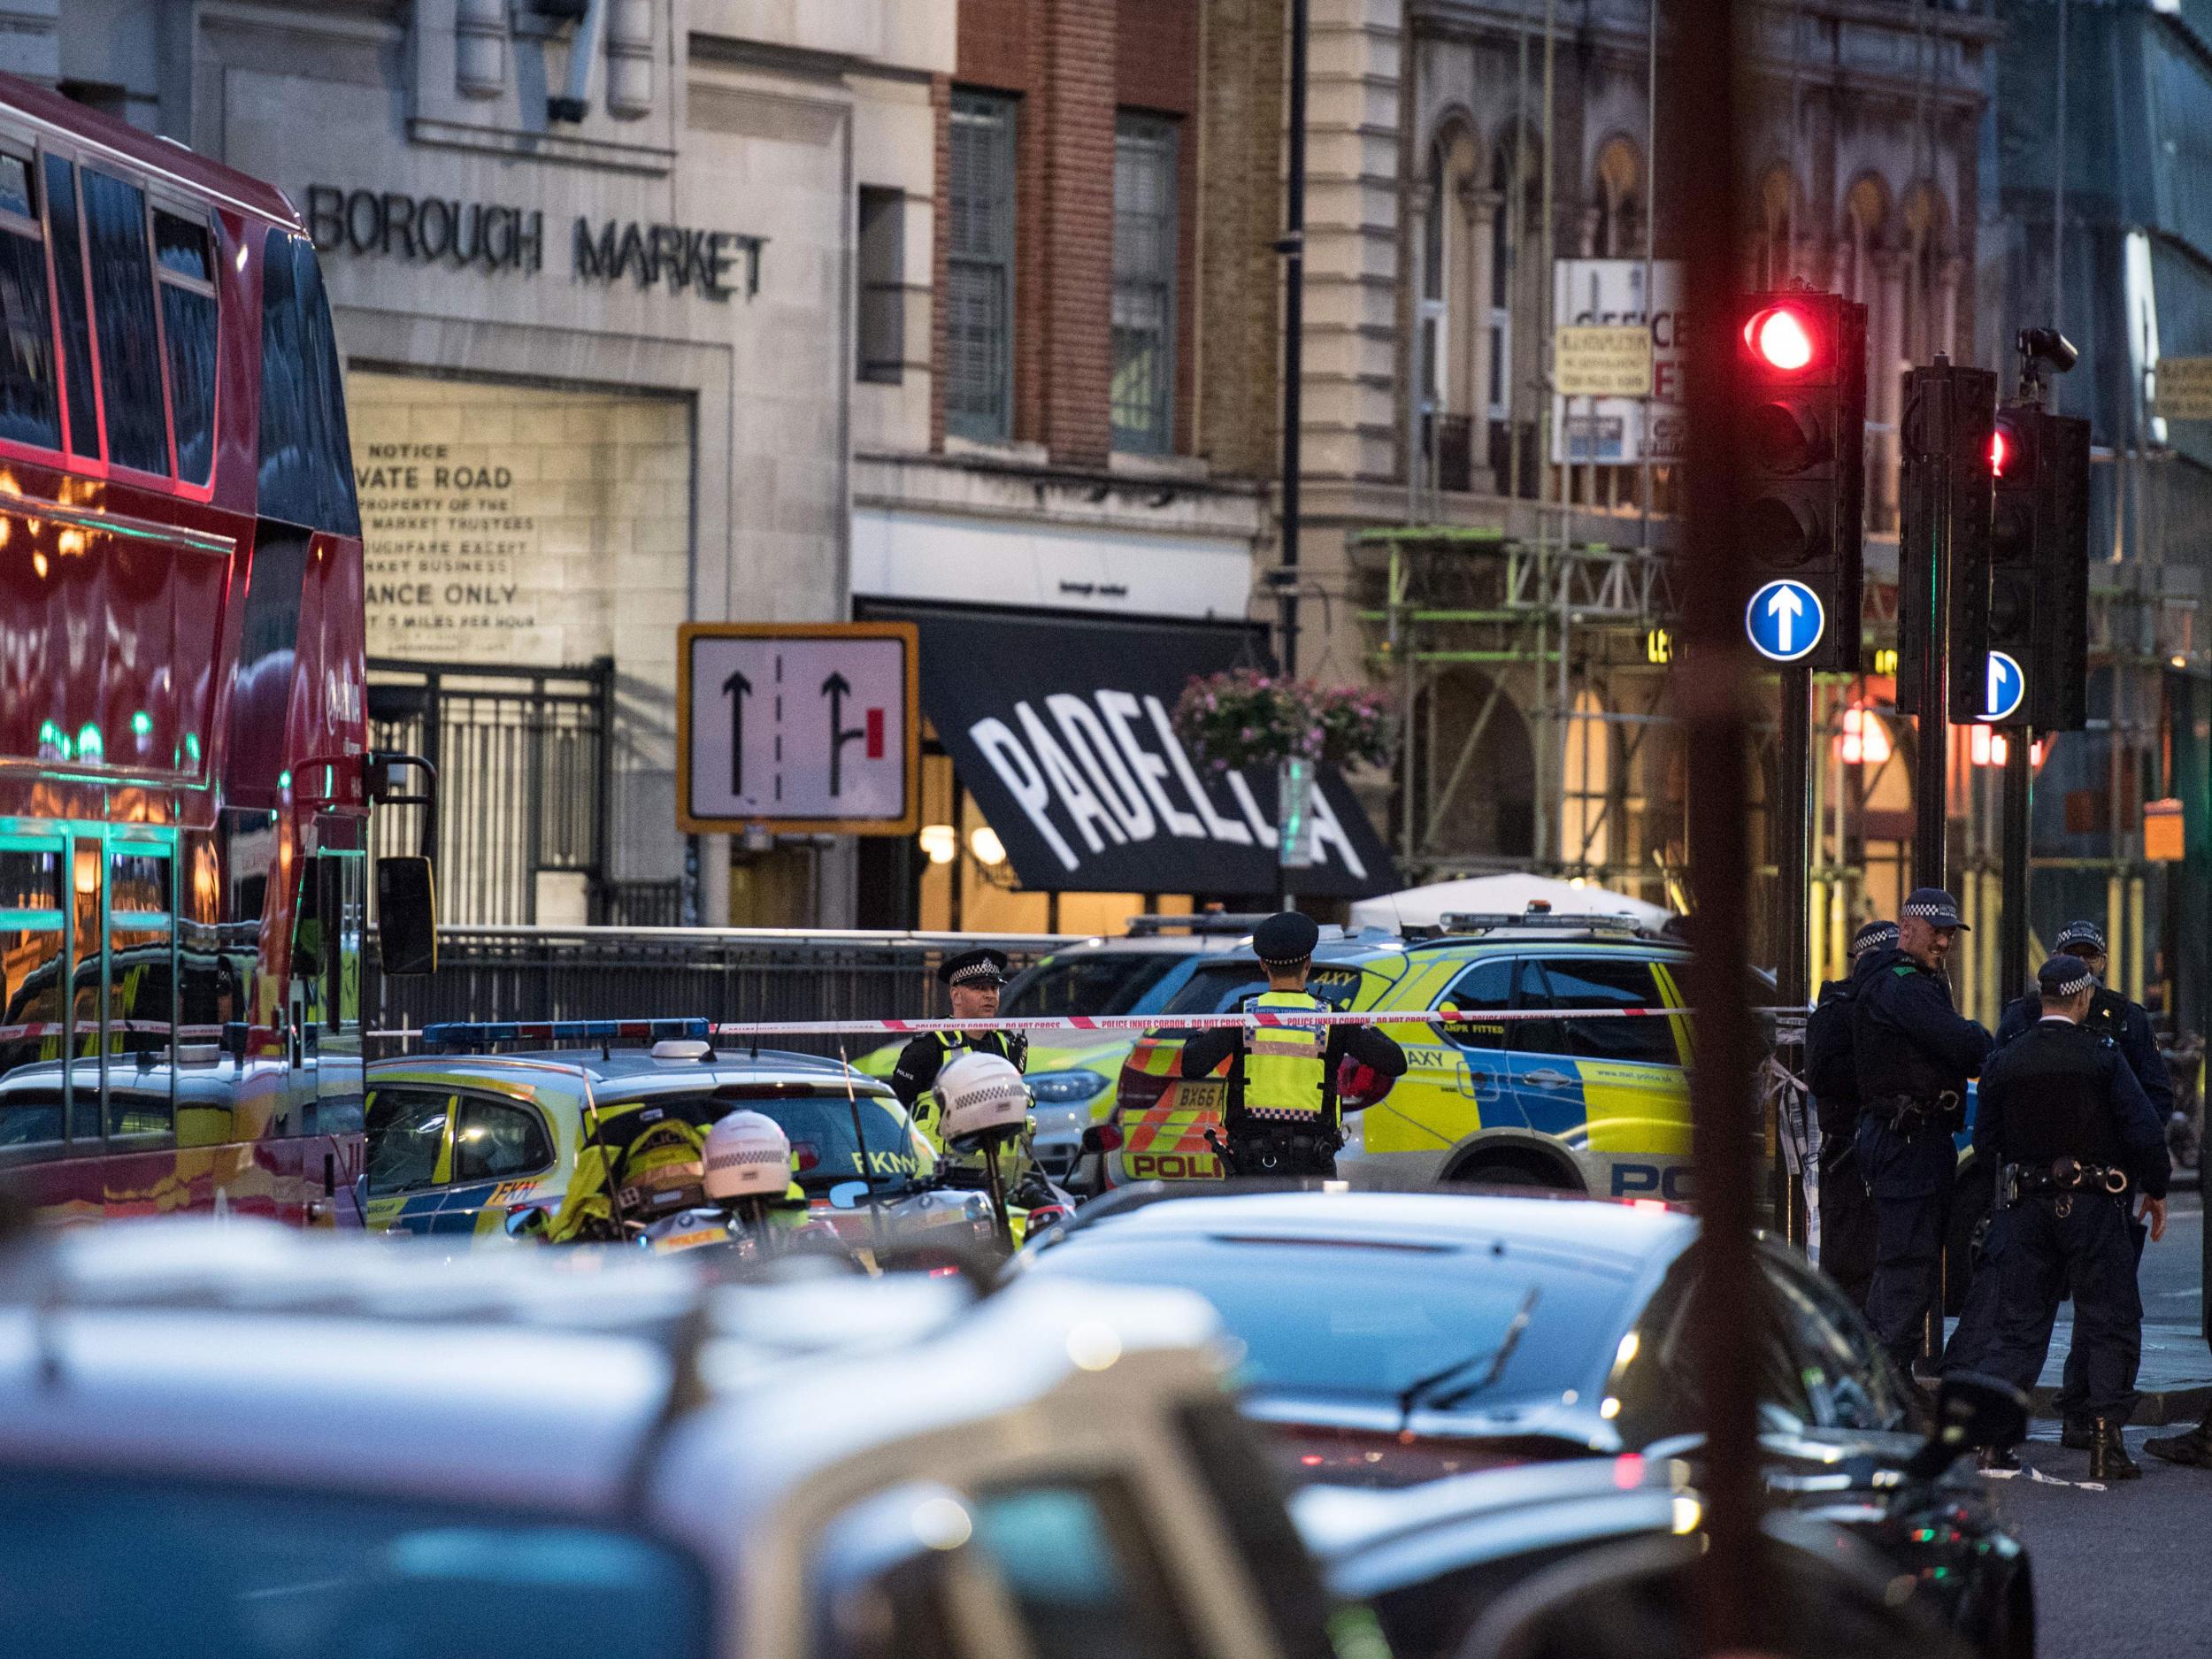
[827,1179,871,1210]
[375,856,438,976]
[503,1203,552,1240]
[1903,1371,2029,1479]
[1079,1123,1124,1155]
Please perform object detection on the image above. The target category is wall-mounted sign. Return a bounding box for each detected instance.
[1552,258,1685,465]
[306,184,764,298]
[2154,357,2212,421]
[678,624,921,836]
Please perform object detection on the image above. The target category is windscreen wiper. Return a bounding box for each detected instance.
[1394,1286,1541,1431]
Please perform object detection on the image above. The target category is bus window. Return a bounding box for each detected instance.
[38,154,97,457]
[105,846,175,1142]
[80,167,169,477]
[0,844,67,1158]
[0,147,61,451]
[154,208,217,484]
[257,230,360,535]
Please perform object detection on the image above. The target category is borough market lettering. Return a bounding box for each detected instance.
[305,184,764,299]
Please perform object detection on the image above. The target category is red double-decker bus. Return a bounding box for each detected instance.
[0,73,432,1227]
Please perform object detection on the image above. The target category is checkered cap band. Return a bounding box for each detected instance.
[1849,921,1900,957]
[949,962,1002,985]
[2039,961,2096,998]
[2055,921,2107,952]
[1901,898,1961,923]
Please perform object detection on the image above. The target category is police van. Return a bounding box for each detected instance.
[1102,913,1701,1202]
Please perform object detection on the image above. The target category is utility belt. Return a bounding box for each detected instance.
[1863,1092,1961,1133]
[1209,1122,1340,1176]
[2004,1157,2131,1208]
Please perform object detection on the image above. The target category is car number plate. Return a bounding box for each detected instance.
[1177,1081,1225,1111]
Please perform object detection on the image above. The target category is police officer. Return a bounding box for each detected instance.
[1803,918,1899,1310]
[1177,911,1406,1179]
[1852,888,1993,1384]
[1991,920,2176,1450]
[889,948,1038,1199]
[1968,955,2170,1478]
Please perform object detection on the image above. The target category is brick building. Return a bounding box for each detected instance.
[853,0,1394,930]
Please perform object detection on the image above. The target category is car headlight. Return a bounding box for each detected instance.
[1028,1070,1109,1104]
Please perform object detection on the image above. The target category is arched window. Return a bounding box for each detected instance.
[1590,137,1642,258]
[1751,167,1796,289]
[1838,174,1887,306]
[1562,687,1614,872]
[1901,186,1951,364]
[1419,125,1483,490]
[1839,175,1893,530]
[1488,127,1543,495]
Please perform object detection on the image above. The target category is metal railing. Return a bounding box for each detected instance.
[366,926,1077,1057]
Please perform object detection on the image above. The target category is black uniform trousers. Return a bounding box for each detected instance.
[1978,1189,2143,1423]
[2055,1216,2149,1425]
[1857,1116,1963,1375]
[1816,1133,1878,1312]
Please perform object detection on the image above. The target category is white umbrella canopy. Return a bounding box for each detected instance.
[1348,873,1677,933]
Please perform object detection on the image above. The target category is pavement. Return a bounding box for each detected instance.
[1983,1427,2211,1655]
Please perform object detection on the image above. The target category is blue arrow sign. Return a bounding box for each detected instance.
[1979,650,2026,723]
[1745,580,1825,663]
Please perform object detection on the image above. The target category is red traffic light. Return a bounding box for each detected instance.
[1744,305,1817,373]
[1989,425,2014,477]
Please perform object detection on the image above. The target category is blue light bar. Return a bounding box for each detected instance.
[421,1018,710,1049]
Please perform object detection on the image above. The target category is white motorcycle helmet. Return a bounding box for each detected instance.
[702,1109,792,1202]
[933,1051,1032,1151]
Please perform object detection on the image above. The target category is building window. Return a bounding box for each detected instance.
[1112,113,1179,453]
[856,186,905,385]
[948,90,1017,442]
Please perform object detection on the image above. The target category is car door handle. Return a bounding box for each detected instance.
[1525,1069,1573,1088]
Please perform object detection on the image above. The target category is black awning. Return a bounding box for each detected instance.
[872,605,1397,897]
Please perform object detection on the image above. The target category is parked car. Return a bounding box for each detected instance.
[0,1217,1348,1659]
[1015,1187,2032,1657]
[1102,913,1707,1202]
[363,1021,995,1255]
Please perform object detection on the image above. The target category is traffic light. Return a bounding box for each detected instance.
[1962,404,2090,728]
[1894,359,1997,720]
[1735,291,1866,672]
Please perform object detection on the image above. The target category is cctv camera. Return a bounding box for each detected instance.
[2017,326,2079,373]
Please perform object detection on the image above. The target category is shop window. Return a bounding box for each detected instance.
[1111,114,1178,453]
[257,229,362,536]
[856,186,905,385]
[0,149,61,451]
[947,90,1017,442]
[155,208,218,484]
[41,155,98,457]
[80,167,169,476]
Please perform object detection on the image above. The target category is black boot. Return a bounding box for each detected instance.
[2060,1417,2094,1450]
[2144,1409,2212,1468]
[1978,1441,2021,1471]
[2089,1417,2139,1482]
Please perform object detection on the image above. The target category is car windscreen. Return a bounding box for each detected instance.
[0,1471,712,1659]
[688,1091,923,1187]
[1028,1234,1627,1409]
[1154,961,1366,1017]
[1002,953,1178,1017]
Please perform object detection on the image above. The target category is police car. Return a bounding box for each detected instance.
[855,916,1277,1182]
[363,1019,995,1252]
[1102,912,1701,1203]
[0,1218,1343,1659]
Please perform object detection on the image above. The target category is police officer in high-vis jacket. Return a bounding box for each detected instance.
[1852,887,1993,1381]
[890,948,1039,1197]
[1803,918,1899,1310]
[1177,911,1406,1179]
[1990,918,2175,1451]
[1965,955,2170,1478]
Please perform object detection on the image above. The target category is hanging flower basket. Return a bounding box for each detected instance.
[1171,669,1394,774]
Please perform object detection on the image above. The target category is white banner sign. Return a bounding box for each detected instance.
[1550,258,1686,465]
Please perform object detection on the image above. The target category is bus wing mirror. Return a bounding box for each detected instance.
[375,856,438,976]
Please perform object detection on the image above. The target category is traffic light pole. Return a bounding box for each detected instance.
[2001,733,2031,1002]
[1909,371,1955,891]
[1776,665,1813,1246]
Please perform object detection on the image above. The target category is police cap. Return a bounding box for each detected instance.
[2037,955,2097,998]
[1252,910,1320,967]
[1849,919,1900,959]
[938,947,1010,988]
[2055,919,2107,955]
[1901,887,1968,930]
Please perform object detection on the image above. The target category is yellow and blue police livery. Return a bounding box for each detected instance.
[362,1018,954,1246]
[1110,913,1699,1202]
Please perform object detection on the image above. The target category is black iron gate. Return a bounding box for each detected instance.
[366,657,615,926]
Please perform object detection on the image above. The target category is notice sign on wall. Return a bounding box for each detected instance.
[349,373,692,664]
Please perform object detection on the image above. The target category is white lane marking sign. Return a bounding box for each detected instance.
[1978,650,2026,723]
[679,623,918,834]
[1746,579,1824,663]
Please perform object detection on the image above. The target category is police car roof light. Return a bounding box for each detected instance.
[1125,912,1274,936]
[1432,912,1653,938]
[421,1017,711,1050]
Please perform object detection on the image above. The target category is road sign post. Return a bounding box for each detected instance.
[1775,664,1813,1247]
[677,622,920,836]
[1745,579,1825,663]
